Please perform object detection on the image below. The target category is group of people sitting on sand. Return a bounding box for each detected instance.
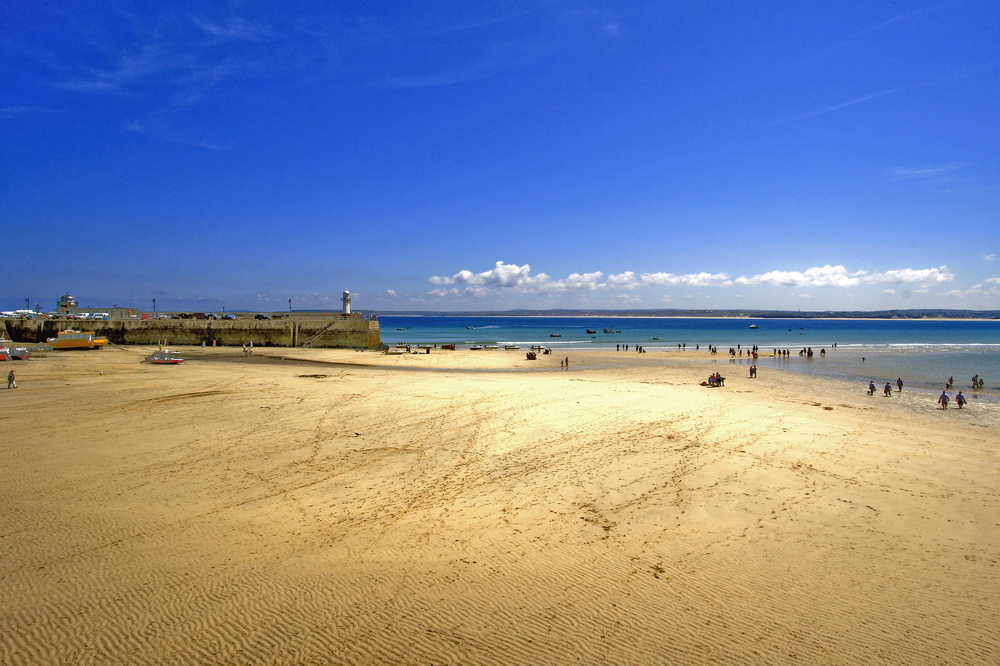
[703,373,725,387]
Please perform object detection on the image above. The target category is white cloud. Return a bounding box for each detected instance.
[963,277,1000,297]
[426,262,957,298]
[986,254,996,261]
[734,264,954,288]
[640,271,732,287]
[865,266,954,284]
[429,261,551,289]
[606,271,641,288]
[552,271,604,291]
[882,289,897,295]
[736,265,862,288]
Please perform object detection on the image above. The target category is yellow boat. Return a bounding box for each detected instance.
[46,330,109,350]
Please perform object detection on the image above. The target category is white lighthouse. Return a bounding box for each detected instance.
[341,290,351,315]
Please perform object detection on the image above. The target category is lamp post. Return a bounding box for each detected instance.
[288,298,292,312]
[152,298,156,315]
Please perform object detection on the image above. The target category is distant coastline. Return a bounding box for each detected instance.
[364,308,1000,320]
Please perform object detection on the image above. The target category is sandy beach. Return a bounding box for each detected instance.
[2,345,998,664]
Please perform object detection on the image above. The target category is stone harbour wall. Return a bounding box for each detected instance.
[2,316,381,349]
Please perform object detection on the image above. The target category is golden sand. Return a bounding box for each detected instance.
[1,345,998,664]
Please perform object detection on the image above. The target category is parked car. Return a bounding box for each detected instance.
[222,313,238,320]
[254,313,271,320]
[204,313,220,319]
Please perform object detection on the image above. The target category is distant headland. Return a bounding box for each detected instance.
[365,308,1000,319]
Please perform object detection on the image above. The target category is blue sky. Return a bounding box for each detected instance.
[2,1,998,312]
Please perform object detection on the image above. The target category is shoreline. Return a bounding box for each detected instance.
[380,313,1000,321]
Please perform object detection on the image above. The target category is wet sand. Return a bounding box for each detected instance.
[2,345,998,664]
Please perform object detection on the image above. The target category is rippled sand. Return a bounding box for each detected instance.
[2,345,998,664]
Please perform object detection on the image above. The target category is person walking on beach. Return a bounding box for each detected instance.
[868,381,876,396]
[956,391,966,409]
[947,376,954,389]
[6,370,15,389]
[938,391,950,409]
[883,382,892,397]
[896,378,903,392]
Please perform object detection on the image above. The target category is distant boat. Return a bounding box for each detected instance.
[469,345,484,350]
[504,345,520,350]
[586,329,596,334]
[749,324,759,329]
[652,337,660,340]
[549,333,562,337]
[467,326,475,329]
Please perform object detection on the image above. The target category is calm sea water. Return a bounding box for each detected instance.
[380,316,1000,394]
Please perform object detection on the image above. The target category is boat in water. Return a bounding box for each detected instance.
[145,350,184,364]
[47,330,109,350]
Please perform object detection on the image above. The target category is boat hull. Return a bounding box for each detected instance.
[47,330,109,350]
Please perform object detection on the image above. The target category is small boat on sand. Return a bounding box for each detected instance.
[47,330,109,350]
[146,350,184,364]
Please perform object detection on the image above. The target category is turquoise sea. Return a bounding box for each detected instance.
[380,316,1000,396]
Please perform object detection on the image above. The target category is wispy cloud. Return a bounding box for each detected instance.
[849,3,954,39]
[0,106,64,118]
[770,85,909,125]
[948,277,1000,297]
[380,38,549,88]
[413,7,540,38]
[885,163,968,182]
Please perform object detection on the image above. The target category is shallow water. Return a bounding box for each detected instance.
[381,316,1000,397]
